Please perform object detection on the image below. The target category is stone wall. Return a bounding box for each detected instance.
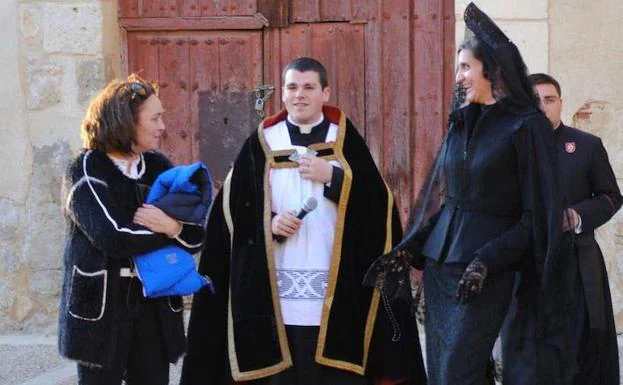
[0,0,119,332]
[457,0,623,332]
[455,0,549,73]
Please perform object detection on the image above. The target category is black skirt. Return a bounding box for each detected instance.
[424,258,514,385]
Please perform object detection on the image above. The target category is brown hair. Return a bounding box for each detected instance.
[80,73,159,155]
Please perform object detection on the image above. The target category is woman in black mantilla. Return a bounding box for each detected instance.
[366,3,571,385]
[58,74,206,384]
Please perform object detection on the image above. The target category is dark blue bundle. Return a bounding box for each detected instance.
[134,162,214,297]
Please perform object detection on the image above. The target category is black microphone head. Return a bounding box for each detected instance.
[302,197,318,212]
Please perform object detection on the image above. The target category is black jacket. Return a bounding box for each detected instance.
[421,103,561,276]
[556,124,622,232]
[58,149,205,368]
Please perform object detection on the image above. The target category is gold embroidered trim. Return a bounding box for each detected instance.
[308,142,335,151]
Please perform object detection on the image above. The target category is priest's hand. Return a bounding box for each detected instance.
[456,258,488,303]
[297,156,333,184]
[272,210,302,239]
[133,204,182,237]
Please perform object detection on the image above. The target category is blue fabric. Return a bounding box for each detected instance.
[147,162,213,225]
[146,162,208,204]
[135,162,214,298]
[135,245,214,298]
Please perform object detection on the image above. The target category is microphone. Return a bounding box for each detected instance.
[275,197,318,243]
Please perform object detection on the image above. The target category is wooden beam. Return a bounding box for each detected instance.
[118,15,268,31]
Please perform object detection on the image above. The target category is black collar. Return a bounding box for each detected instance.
[286,118,331,147]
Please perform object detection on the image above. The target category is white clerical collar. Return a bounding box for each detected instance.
[287,114,325,134]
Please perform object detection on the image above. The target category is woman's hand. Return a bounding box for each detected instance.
[362,248,415,302]
[133,204,182,237]
[456,258,488,303]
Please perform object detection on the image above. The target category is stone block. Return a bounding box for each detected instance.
[573,101,623,177]
[455,0,547,20]
[0,281,20,332]
[30,270,62,297]
[42,3,102,55]
[0,199,23,274]
[550,0,623,124]
[0,127,32,202]
[22,142,72,272]
[19,3,42,48]
[26,58,63,110]
[27,111,83,150]
[0,280,16,314]
[0,1,31,203]
[455,20,548,74]
[20,310,59,334]
[77,57,114,107]
[11,294,36,324]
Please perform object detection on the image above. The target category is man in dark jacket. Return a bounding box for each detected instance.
[502,73,622,385]
[180,57,425,385]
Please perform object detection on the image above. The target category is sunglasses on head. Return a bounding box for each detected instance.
[128,81,159,100]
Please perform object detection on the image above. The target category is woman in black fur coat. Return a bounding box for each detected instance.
[58,74,205,384]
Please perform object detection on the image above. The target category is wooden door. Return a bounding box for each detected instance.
[119,0,455,220]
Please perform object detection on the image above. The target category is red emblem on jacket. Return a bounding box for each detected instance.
[565,142,576,153]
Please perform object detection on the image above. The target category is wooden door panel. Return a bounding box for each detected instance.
[119,0,257,18]
[412,0,451,198]
[158,35,192,165]
[119,0,139,18]
[181,0,219,16]
[290,0,320,23]
[191,32,263,184]
[127,34,160,80]
[263,23,365,132]
[289,0,369,22]
[141,0,179,18]
[228,0,257,16]
[319,0,350,21]
[189,36,220,168]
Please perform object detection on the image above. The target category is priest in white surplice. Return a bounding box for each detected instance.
[181,57,426,385]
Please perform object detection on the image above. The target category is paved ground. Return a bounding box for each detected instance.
[0,334,183,385]
[1,323,621,385]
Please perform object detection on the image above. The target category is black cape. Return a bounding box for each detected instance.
[181,106,426,384]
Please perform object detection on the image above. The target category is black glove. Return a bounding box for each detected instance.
[362,248,413,302]
[456,257,488,303]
